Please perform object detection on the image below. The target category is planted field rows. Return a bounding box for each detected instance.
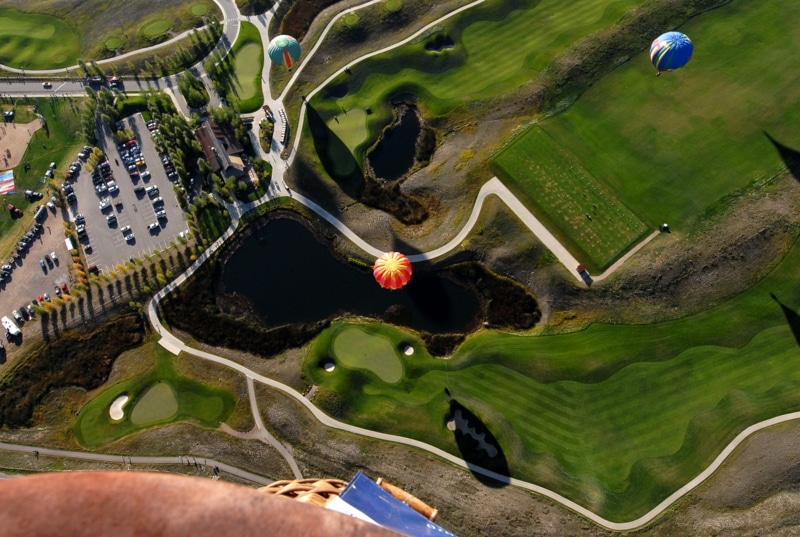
[493,126,648,269]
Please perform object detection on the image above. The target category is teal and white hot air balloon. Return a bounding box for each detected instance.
[268,35,301,70]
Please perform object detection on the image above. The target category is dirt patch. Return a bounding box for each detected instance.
[0,120,42,170]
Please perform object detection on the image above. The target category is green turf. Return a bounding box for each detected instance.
[343,13,359,26]
[498,0,800,232]
[310,0,643,172]
[74,345,236,447]
[105,36,124,50]
[331,325,404,384]
[0,98,85,257]
[0,8,79,69]
[384,0,402,12]
[130,382,179,425]
[141,19,171,37]
[230,21,264,113]
[492,126,650,270]
[326,108,368,153]
[306,229,800,521]
[191,3,210,16]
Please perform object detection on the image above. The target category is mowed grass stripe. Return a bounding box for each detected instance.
[531,0,800,227]
[493,125,648,269]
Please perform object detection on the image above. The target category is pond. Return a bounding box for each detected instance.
[220,218,479,333]
[365,105,421,181]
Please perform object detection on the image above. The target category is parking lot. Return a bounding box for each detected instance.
[69,113,188,272]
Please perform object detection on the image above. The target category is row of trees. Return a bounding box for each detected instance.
[177,70,210,109]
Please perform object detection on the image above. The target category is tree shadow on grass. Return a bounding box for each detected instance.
[771,293,800,346]
[445,399,510,488]
[764,132,800,182]
[304,102,364,200]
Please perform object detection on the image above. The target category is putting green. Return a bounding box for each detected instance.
[344,13,359,26]
[130,382,178,425]
[233,43,262,99]
[191,4,209,16]
[384,0,402,12]
[105,36,123,51]
[326,108,368,153]
[332,326,403,384]
[141,19,171,38]
[0,8,79,69]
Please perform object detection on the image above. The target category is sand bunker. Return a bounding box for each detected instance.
[322,359,335,372]
[403,345,414,356]
[108,394,129,421]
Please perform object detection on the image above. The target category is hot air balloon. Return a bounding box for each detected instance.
[373,252,412,290]
[650,31,693,74]
[268,35,302,70]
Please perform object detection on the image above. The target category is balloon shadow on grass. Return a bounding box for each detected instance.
[445,399,510,488]
[764,132,800,182]
[771,293,800,347]
[305,102,363,199]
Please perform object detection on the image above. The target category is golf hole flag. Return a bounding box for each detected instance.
[326,472,457,536]
[0,170,14,195]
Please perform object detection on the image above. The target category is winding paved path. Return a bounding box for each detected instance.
[1,0,790,531]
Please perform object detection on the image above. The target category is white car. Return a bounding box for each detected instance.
[99,198,111,211]
[121,226,131,234]
[50,252,58,263]
[125,233,135,242]
[155,210,167,219]
[107,181,118,193]
[151,197,163,205]
[141,170,151,180]
[148,223,160,231]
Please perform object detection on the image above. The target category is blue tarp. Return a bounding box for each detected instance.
[326,472,457,537]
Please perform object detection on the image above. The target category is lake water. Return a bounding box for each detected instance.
[220,217,479,333]
[365,106,421,181]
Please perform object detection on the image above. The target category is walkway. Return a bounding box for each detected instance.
[0,0,779,531]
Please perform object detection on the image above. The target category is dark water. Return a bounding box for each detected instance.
[366,106,421,181]
[220,218,479,333]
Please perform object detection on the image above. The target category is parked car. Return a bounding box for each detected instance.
[50,252,58,263]
[99,198,111,211]
[54,285,61,297]
[75,214,85,225]
[146,185,158,196]
[61,283,69,294]
[39,259,46,272]
[156,210,167,219]
[107,181,119,194]
[148,223,160,232]
[106,214,117,226]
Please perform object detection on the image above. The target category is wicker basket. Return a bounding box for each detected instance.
[258,477,438,521]
[258,478,348,508]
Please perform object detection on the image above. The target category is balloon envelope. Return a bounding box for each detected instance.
[268,35,302,70]
[650,31,693,72]
[373,252,412,290]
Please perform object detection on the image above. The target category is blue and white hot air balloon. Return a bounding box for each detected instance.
[650,32,693,74]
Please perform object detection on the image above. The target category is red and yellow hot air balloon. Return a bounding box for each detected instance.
[373,251,412,290]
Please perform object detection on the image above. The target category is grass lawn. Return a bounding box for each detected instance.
[74,344,236,447]
[498,0,800,234]
[306,235,800,521]
[331,325,404,384]
[230,21,264,113]
[0,97,86,258]
[0,8,79,69]
[0,1,220,66]
[492,126,650,270]
[195,200,231,244]
[310,0,643,155]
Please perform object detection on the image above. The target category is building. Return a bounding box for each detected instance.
[194,122,245,175]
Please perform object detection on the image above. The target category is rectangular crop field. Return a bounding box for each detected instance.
[492,126,649,270]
